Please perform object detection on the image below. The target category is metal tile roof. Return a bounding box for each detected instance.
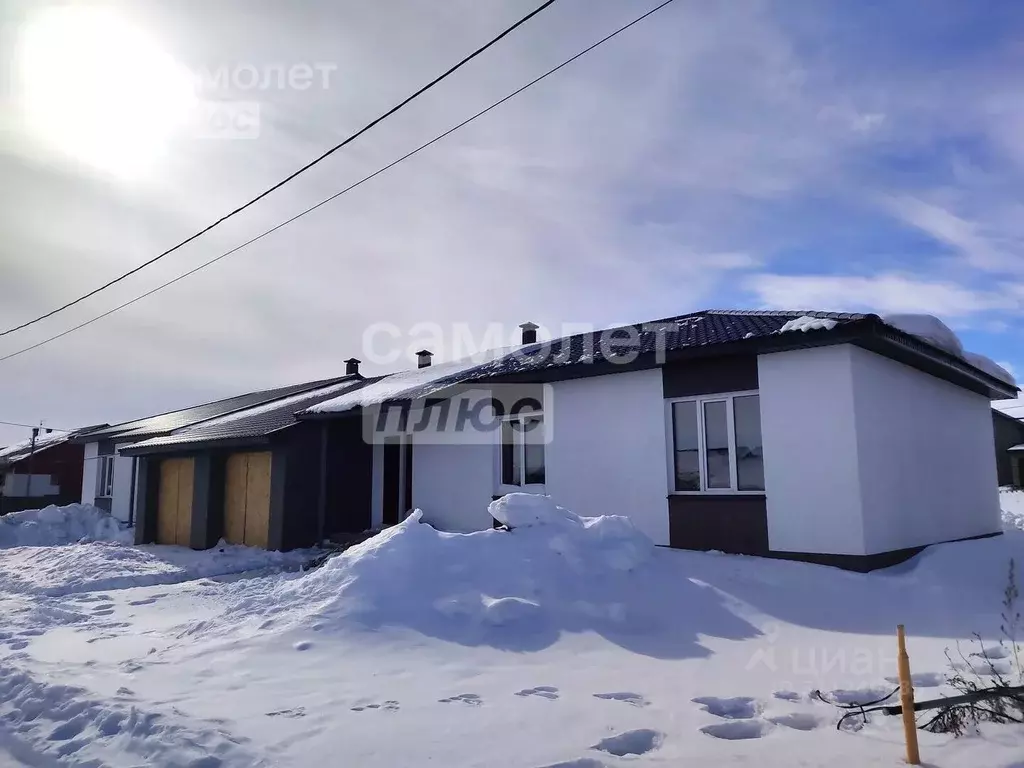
[80,377,352,442]
[122,377,377,453]
[302,308,1014,414]
[0,425,103,468]
[303,310,871,413]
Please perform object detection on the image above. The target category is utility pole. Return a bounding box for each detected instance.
[25,427,39,500]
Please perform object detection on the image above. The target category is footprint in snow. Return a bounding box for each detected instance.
[692,696,761,719]
[592,728,664,757]
[516,686,559,700]
[819,686,896,706]
[701,720,772,741]
[768,712,822,731]
[593,692,648,707]
[884,671,945,688]
[772,690,802,702]
[266,707,306,719]
[351,701,399,712]
[439,693,483,706]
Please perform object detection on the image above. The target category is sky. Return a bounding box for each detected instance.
[0,0,1022,446]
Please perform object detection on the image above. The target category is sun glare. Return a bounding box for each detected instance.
[17,6,196,177]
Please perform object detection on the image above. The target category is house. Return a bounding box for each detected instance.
[118,367,373,549]
[76,376,357,525]
[295,310,1017,571]
[993,399,1024,486]
[0,427,98,515]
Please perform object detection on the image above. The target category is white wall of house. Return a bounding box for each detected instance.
[80,441,98,505]
[2,473,59,497]
[410,390,496,532]
[81,442,137,522]
[413,441,494,532]
[110,449,136,523]
[545,368,671,546]
[759,343,1002,556]
[758,345,866,555]
[850,346,1001,552]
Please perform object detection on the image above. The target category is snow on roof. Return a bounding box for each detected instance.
[0,429,75,465]
[778,316,839,333]
[305,347,521,415]
[965,353,1017,387]
[881,313,965,359]
[1010,444,1024,452]
[995,398,1024,420]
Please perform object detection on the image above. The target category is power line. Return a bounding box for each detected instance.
[0,0,560,340]
[0,420,70,432]
[0,0,679,365]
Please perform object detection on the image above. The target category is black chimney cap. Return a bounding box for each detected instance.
[344,358,361,376]
[416,349,433,369]
[519,322,539,345]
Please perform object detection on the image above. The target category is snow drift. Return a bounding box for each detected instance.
[214,496,666,650]
[0,503,133,549]
[0,540,316,597]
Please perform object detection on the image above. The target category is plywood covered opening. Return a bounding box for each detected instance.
[157,457,195,546]
[223,451,272,548]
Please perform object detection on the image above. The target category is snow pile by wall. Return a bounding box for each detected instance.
[777,316,838,333]
[965,353,1017,386]
[488,493,581,528]
[0,503,133,549]
[218,498,657,646]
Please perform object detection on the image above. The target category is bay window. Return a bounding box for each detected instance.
[669,392,764,493]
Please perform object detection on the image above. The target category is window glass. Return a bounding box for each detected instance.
[672,401,700,491]
[523,417,545,485]
[703,400,731,489]
[734,395,764,491]
[97,456,115,498]
[501,420,520,486]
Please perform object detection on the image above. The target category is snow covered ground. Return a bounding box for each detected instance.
[1,495,1023,766]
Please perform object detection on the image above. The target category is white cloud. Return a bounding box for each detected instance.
[745,272,1017,317]
[884,195,1023,275]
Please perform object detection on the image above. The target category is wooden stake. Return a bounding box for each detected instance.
[897,624,921,765]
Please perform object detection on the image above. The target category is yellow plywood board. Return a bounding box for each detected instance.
[157,459,179,545]
[224,453,249,545]
[222,451,273,549]
[175,458,195,547]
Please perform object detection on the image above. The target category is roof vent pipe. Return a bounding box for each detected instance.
[519,322,539,345]
[416,350,433,369]
[344,358,361,376]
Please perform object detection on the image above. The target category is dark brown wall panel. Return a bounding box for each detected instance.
[662,355,758,398]
[668,494,768,555]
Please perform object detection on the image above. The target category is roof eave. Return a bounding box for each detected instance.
[119,435,272,457]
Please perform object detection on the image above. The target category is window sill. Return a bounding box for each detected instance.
[669,490,766,497]
[495,484,546,496]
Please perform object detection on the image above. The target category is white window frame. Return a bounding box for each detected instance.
[96,455,115,499]
[496,411,546,494]
[665,390,764,495]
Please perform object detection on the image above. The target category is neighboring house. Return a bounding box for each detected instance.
[993,400,1024,486]
[0,427,99,515]
[292,309,1016,572]
[76,376,355,525]
[119,370,372,550]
